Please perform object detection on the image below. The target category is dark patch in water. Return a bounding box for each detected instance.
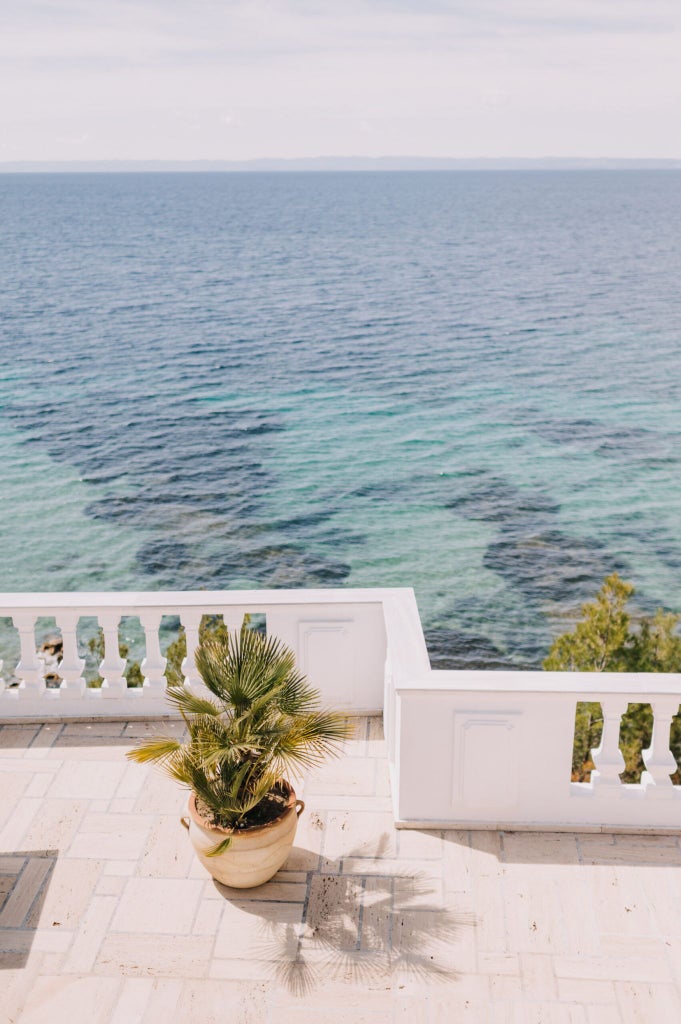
[445,477,559,522]
[521,414,681,464]
[444,471,627,609]
[135,539,194,574]
[483,529,627,604]
[424,628,533,671]
[212,545,351,588]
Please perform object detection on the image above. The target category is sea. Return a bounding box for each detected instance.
[1,170,680,674]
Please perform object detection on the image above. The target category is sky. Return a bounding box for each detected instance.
[2,0,680,162]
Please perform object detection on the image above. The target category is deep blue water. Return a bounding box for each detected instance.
[1,171,680,669]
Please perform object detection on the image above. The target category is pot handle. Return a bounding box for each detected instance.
[180,816,190,831]
[295,800,305,818]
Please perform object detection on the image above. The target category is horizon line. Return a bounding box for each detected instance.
[1,155,680,174]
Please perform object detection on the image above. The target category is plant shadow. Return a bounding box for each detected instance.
[211,839,468,996]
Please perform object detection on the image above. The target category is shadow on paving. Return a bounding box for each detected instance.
[439,828,681,867]
[212,839,469,997]
[0,849,59,969]
[0,722,186,753]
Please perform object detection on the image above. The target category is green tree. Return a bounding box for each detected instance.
[544,574,681,783]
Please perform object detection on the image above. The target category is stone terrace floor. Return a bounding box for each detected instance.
[2,718,681,1023]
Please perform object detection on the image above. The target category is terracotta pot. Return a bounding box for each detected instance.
[181,782,304,888]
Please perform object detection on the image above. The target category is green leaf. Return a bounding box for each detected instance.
[126,737,182,764]
[205,835,233,857]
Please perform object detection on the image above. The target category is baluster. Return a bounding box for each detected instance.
[591,697,627,789]
[642,698,679,792]
[55,611,86,697]
[13,612,45,698]
[139,610,167,690]
[99,611,128,697]
[180,609,202,689]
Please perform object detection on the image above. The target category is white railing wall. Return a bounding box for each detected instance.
[2,587,681,833]
[382,593,681,832]
[0,590,388,719]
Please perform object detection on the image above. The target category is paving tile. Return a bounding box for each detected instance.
[109,798,136,813]
[302,873,362,953]
[0,726,39,751]
[323,810,397,862]
[122,720,186,739]
[304,757,377,797]
[103,859,138,877]
[502,1002,589,1023]
[62,895,118,973]
[397,829,443,860]
[0,856,53,927]
[215,899,304,960]
[478,952,520,976]
[61,722,126,737]
[133,769,186,814]
[96,932,214,977]
[29,725,64,750]
[1,927,73,953]
[139,979,184,1023]
[110,978,154,1024]
[49,738,131,761]
[25,773,54,798]
[26,858,102,930]
[114,762,147,800]
[208,957,275,980]
[48,760,126,799]
[520,952,558,1000]
[95,874,125,896]
[66,811,153,862]
[212,879,308,903]
[111,878,204,934]
[556,978,618,1004]
[22,798,89,852]
[578,835,681,866]
[16,975,121,1024]
[502,832,581,865]
[176,979,271,1022]
[0,797,42,849]
[138,813,195,878]
[614,981,681,1020]
[554,954,672,984]
[190,898,224,935]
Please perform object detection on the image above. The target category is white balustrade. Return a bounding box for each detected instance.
[55,611,86,698]
[139,609,167,690]
[99,611,128,697]
[591,697,627,790]
[642,697,680,792]
[1,588,681,834]
[180,609,202,690]
[13,612,45,697]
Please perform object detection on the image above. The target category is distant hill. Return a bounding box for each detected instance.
[1,156,680,173]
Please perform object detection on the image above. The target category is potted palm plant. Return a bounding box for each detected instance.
[127,627,351,888]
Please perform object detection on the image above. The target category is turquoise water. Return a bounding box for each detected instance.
[1,171,680,669]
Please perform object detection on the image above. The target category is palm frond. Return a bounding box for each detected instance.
[126,737,183,765]
[165,685,223,720]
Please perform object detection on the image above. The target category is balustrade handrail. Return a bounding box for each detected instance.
[0,588,406,612]
[395,668,681,696]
